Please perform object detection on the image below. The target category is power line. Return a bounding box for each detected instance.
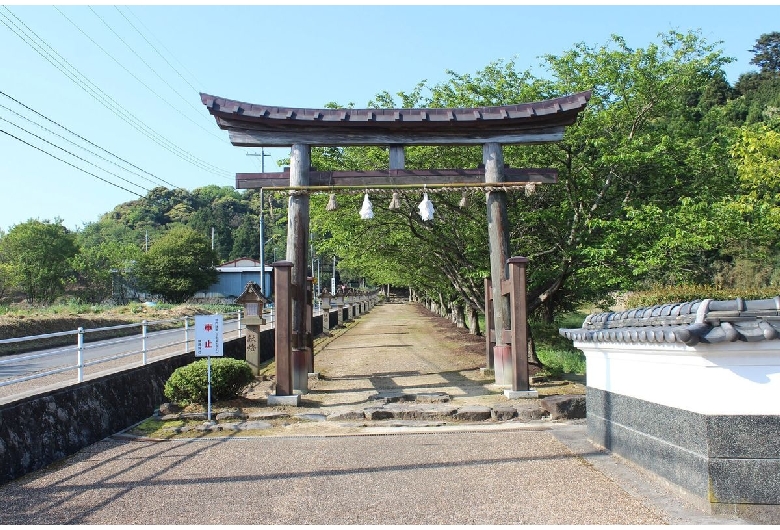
[0,7,232,180]
[0,114,149,194]
[0,127,144,197]
[0,90,178,188]
[54,6,226,144]
[116,6,203,95]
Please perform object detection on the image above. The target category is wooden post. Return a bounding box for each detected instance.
[485,142,510,370]
[507,257,530,391]
[272,261,294,396]
[305,276,314,376]
[389,145,405,170]
[286,143,310,351]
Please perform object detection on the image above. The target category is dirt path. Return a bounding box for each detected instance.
[211,301,586,433]
[303,303,497,410]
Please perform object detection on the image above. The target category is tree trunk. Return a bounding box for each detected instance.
[467,306,481,336]
[527,322,542,366]
[454,303,466,328]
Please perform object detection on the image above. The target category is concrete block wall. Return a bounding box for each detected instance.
[576,340,780,523]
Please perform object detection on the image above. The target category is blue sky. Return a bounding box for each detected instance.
[0,4,778,233]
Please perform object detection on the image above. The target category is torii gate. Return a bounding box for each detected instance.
[201,91,590,401]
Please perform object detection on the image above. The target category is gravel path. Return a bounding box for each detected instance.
[0,302,748,525]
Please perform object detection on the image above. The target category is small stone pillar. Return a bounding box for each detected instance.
[320,289,332,333]
[335,292,344,327]
[344,291,353,322]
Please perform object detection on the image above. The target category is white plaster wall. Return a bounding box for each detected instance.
[577,340,780,415]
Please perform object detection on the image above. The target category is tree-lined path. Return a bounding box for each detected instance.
[302,302,499,413]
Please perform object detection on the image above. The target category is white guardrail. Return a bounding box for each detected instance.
[0,310,252,390]
[0,302,325,393]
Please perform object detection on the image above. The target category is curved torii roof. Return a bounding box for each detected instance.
[200,91,591,147]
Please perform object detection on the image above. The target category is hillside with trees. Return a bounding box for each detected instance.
[1,30,779,320]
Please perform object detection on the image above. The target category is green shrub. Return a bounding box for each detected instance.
[164,358,254,405]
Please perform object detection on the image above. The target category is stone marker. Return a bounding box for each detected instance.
[454,405,493,421]
[540,394,586,420]
[491,405,517,421]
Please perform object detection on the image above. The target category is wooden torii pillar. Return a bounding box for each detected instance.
[201,91,590,396]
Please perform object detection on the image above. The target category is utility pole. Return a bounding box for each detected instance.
[247,148,271,173]
[247,149,271,293]
[259,188,265,292]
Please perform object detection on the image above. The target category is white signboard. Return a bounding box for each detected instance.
[195,315,224,357]
[331,277,336,294]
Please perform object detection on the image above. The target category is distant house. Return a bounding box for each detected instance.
[194,257,273,301]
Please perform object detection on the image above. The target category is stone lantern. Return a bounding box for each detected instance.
[235,281,270,374]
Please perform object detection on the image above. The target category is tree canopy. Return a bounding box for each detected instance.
[0,219,78,303]
[750,32,780,73]
[134,226,218,303]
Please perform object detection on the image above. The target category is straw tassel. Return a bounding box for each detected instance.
[326,193,338,211]
[458,191,468,208]
[388,192,401,210]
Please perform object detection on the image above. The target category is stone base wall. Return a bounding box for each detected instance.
[0,352,194,485]
[0,334,250,485]
[588,387,780,523]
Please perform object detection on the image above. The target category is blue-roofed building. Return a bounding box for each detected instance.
[194,257,272,301]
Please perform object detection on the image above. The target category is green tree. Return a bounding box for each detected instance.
[312,30,735,322]
[750,32,780,73]
[135,226,218,303]
[0,219,78,303]
[71,240,141,303]
[230,215,259,260]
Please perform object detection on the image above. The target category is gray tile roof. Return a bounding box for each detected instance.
[200,91,591,127]
[559,297,780,346]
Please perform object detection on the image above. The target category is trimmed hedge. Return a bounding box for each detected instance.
[624,285,780,309]
[163,358,254,405]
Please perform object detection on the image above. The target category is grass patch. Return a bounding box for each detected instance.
[131,417,188,439]
[530,313,588,376]
[536,346,586,376]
